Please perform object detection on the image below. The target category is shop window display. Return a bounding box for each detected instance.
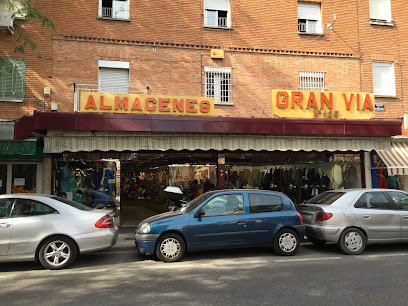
[12,164,37,194]
[225,152,362,204]
[372,154,405,191]
[55,159,119,210]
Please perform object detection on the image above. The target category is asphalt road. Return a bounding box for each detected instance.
[1,229,408,306]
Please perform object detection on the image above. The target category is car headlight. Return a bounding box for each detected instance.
[139,223,151,234]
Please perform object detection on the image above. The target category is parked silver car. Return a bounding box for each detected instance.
[0,194,118,269]
[296,188,408,255]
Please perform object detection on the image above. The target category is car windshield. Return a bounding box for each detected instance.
[305,191,346,205]
[50,196,93,211]
[180,192,214,213]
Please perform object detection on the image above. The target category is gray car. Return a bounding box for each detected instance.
[0,194,118,269]
[296,188,408,255]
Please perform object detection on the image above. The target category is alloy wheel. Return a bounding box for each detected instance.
[43,240,71,267]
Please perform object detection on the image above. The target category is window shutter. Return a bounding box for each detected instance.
[205,0,229,11]
[0,59,25,101]
[369,0,391,21]
[298,2,320,20]
[372,62,396,96]
[99,68,129,93]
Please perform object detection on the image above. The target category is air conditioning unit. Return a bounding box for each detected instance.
[0,10,13,27]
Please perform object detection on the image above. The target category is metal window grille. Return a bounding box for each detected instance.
[298,19,318,33]
[101,7,112,17]
[299,71,325,91]
[204,67,232,103]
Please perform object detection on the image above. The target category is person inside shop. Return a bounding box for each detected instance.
[189,179,199,199]
[387,174,400,190]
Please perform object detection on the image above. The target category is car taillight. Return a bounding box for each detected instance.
[316,212,333,222]
[297,212,303,225]
[95,214,113,228]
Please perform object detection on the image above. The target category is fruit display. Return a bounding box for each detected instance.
[11,186,36,194]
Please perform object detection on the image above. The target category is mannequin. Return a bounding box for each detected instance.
[101,161,116,196]
[57,163,71,192]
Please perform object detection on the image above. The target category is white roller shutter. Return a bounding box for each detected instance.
[369,0,392,21]
[99,67,129,93]
[205,0,229,11]
[298,2,320,20]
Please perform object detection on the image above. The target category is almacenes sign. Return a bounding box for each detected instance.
[80,92,214,116]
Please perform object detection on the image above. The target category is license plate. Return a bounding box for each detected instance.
[301,213,312,220]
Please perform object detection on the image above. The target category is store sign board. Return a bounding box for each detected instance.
[404,114,408,130]
[0,141,37,156]
[80,92,214,116]
[272,90,375,120]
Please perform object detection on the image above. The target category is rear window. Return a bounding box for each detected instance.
[305,191,345,205]
[50,196,93,211]
[249,193,283,213]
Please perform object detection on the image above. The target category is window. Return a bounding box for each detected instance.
[299,71,325,90]
[249,193,283,213]
[369,0,392,22]
[355,192,392,209]
[204,67,232,103]
[0,0,26,23]
[387,191,408,210]
[98,60,130,93]
[372,61,396,96]
[11,199,58,217]
[202,194,244,216]
[0,59,25,101]
[98,0,129,19]
[306,191,346,205]
[298,2,322,34]
[0,199,15,218]
[204,0,230,28]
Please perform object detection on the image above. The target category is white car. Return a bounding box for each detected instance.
[0,194,118,269]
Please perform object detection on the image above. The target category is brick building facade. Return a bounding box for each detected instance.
[1,1,407,215]
[1,0,407,121]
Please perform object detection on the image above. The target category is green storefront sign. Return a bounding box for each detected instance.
[0,141,42,158]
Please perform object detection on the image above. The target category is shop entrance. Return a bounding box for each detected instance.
[119,152,217,227]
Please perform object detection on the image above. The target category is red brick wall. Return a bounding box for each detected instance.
[1,0,407,122]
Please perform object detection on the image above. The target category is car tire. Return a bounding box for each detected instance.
[273,228,299,256]
[338,228,366,255]
[308,237,327,246]
[38,236,77,270]
[155,233,185,262]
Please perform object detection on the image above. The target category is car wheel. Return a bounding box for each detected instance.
[308,237,327,246]
[155,233,185,262]
[273,228,299,256]
[338,228,366,255]
[38,236,77,270]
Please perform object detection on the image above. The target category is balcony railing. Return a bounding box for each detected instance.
[205,17,229,28]
[100,6,129,19]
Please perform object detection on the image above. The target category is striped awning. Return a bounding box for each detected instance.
[44,130,391,154]
[377,142,408,176]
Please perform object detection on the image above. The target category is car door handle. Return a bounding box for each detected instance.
[363,215,371,219]
[0,222,11,228]
[237,220,246,225]
[403,216,408,220]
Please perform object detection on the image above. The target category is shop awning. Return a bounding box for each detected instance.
[44,130,391,153]
[377,142,408,176]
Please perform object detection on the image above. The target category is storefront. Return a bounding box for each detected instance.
[0,122,44,195]
[370,136,408,192]
[14,90,402,226]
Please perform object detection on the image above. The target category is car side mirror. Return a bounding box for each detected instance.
[194,209,205,218]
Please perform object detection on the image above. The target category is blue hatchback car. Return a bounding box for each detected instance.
[135,189,305,262]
